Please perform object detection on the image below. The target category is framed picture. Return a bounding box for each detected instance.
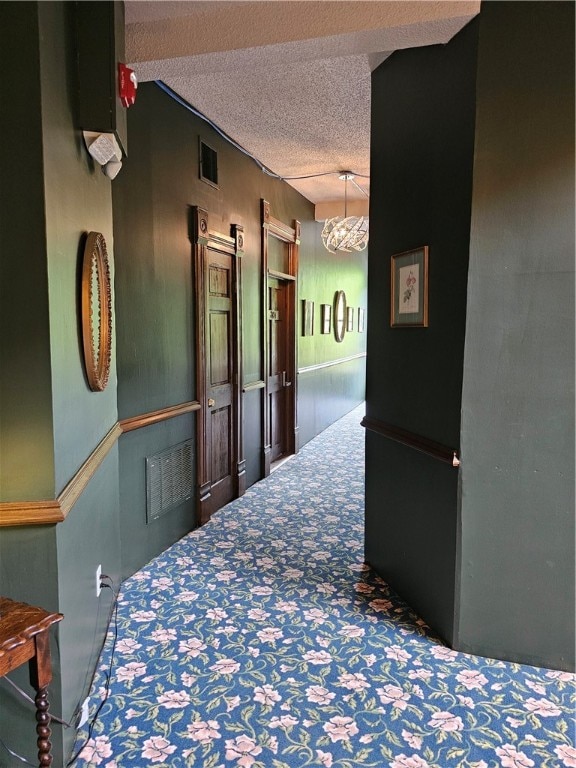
[391,246,429,327]
[358,308,365,333]
[334,290,346,342]
[346,306,354,332]
[321,303,331,334]
[302,299,314,336]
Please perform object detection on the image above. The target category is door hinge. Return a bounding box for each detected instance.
[269,310,280,321]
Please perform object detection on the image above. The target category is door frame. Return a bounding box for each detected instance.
[192,207,245,524]
[261,199,300,477]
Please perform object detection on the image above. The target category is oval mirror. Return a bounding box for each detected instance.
[81,232,112,391]
[334,290,346,343]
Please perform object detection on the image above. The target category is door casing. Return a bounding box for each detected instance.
[193,207,245,523]
[261,200,300,477]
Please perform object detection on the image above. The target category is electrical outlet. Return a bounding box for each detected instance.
[96,564,102,597]
[78,697,90,728]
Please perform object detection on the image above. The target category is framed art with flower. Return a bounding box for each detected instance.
[390,246,429,327]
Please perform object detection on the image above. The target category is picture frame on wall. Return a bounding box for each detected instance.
[302,299,314,336]
[358,308,365,333]
[390,246,429,327]
[321,303,331,334]
[346,306,354,332]
[334,290,346,342]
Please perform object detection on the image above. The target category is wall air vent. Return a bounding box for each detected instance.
[199,139,219,187]
[146,440,193,523]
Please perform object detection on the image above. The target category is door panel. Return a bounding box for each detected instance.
[211,406,231,482]
[209,311,230,385]
[268,279,289,463]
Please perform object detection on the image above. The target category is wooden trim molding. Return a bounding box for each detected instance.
[298,352,367,375]
[0,501,64,528]
[261,200,299,479]
[361,416,460,466]
[192,206,243,524]
[268,269,296,282]
[0,424,122,527]
[120,401,201,433]
[58,423,123,517]
[242,380,265,393]
[0,401,201,527]
[266,215,296,243]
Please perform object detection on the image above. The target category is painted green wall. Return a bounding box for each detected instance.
[297,220,367,445]
[0,4,122,765]
[365,19,479,645]
[456,1,575,670]
[366,2,574,670]
[0,6,368,765]
[0,1,54,502]
[113,82,366,550]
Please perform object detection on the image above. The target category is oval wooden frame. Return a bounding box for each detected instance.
[81,232,112,392]
[333,290,347,342]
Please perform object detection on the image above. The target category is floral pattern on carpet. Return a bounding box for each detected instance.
[74,405,575,768]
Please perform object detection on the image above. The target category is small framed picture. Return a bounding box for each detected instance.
[358,308,365,333]
[321,303,332,334]
[346,306,354,332]
[391,246,429,327]
[302,299,314,336]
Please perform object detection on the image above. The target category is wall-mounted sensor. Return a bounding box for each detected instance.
[83,131,123,179]
[103,160,122,180]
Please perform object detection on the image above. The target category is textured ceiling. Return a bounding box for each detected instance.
[125,1,480,212]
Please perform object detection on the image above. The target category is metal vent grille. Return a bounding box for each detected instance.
[199,140,218,187]
[146,440,193,523]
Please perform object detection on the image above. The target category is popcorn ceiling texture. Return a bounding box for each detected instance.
[125,1,480,205]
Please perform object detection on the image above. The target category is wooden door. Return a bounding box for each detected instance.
[194,209,243,524]
[268,279,291,462]
[205,247,235,510]
[261,200,299,476]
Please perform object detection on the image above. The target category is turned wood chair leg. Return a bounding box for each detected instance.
[35,686,53,767]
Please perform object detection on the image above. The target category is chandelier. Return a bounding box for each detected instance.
[321,172,369,253]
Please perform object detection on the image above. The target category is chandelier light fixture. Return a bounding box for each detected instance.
[321,172,369,253]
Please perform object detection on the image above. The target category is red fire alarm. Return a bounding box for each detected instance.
[118,63,138,108]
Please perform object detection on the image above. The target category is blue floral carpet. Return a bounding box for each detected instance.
[74,405,575,768]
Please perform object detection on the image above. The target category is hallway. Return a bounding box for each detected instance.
[74,406,575,767]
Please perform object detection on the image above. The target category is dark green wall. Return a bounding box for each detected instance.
[0,5,367,764]
[365,20,479,644]
[0,2,54,502]
[366,2,574,671]
[113,82,367,555]
[0,4,121,765]
[456,1,575,670]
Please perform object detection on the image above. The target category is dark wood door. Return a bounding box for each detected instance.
[204,247,236,512]
[268,278,291,463]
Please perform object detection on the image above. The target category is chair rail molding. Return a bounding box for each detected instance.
[0,400,201,527]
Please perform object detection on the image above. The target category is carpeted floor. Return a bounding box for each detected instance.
[73,405,575,767]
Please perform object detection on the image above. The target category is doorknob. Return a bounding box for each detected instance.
[208,398,215,407]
